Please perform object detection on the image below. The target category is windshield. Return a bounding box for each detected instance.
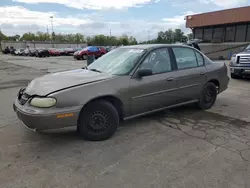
[87,48,146,75]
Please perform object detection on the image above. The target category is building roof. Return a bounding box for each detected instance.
[186,6,250,28]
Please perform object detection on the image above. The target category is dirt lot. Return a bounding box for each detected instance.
[0,55,250,188]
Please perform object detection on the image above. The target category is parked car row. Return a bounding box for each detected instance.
[2,46,85,58]
[2,46,117,59]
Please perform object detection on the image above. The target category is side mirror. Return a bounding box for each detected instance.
[135,69,153,78]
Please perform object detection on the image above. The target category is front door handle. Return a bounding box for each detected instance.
[166,77,174,81]
[200,72,206,75]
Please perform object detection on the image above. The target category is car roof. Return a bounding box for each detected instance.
[119,44,190,50]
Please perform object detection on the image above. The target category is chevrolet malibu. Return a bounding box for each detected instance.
[13,44,229,141]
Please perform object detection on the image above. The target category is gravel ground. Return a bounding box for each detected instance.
[0,55,250,188]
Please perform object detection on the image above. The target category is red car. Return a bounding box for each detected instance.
[73,46,106,60]
[98,47,107,56]
[49,48,61,56]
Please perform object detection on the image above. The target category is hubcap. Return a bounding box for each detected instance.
[87,111,109,133]
[204,89,213,103]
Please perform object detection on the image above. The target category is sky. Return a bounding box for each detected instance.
[0,0,249,41]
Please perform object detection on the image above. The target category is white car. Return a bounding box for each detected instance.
[15,48,25,56]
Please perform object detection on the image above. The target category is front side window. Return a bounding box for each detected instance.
[87,48,146,75]
[173,47,198,70]
[138,48,172,74]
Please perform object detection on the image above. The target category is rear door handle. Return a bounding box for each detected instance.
[166,77,174,81]
[200,72,206,75]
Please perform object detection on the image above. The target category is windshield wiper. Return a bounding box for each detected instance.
[89,68,102,73]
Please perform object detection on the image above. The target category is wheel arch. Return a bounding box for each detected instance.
[77,95,124,124]
[207,79,220,91]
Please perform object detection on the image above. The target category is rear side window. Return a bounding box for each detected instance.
[172,47,198,70]
[195,51,204,66]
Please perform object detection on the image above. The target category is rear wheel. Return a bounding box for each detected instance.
[197,82,217,110]
[77,100,119,141]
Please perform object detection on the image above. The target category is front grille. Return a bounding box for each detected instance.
[19,93,31,105]
[236,56,240,64]
[239,55,250,64]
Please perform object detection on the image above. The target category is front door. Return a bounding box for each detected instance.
[129,48,178,115]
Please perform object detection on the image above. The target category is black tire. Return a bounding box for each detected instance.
[78,100,119,141]
[197,82,217,110]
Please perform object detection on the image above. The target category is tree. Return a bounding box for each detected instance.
[20,32,37,41]
[0,28,191,46]
[173,29,185,42]
[156,31,165,43]
[187,33,193,40]
[7,34,20,41]
[129,36,138,45]
[75,33,85,43]
[165,29,174,43]
[36,32,50,41]
[119,35,129,45]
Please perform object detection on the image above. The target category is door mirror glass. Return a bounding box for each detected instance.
[136,69,153,77]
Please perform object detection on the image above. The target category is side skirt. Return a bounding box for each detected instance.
[124,99,199,121]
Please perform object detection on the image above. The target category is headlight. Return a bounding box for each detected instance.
[30,97,56,108]
[231,54,236,63]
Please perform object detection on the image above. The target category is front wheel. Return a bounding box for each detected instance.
[82,54,87,60]
[197,82,217,110]
[77,100,119,141]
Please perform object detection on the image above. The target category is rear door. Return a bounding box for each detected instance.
[171,47,207,103]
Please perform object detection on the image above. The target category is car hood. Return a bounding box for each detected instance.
[238,50,250,55]
[25,69,113,96]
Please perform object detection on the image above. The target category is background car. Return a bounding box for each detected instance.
[9,46,16,55]
[35,48,50,57]
[23,49,30,56]
[230,44,250,79]
[97,47,107,58]
[2,47,10,54]
[49,48,61,56]
[63,48,75,56]
[14,44,229,141]
[28,49,37,56]
[14,48,25,56]
[73,46,104,60]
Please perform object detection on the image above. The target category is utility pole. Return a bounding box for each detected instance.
[110,29,111,37]
[147,30,150,41]
[50,16,54,33]
[50,16,54,44]
[46,25,49,41]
